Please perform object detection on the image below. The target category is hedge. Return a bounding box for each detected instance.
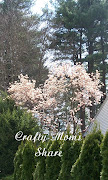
[71,130,103,180]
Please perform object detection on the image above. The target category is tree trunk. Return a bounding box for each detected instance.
[101,33,106,102]
[88,40,94,73]
[80,107,85,135]
[79,29,82,61]
[79,29,86,134]
[87,40,96,118]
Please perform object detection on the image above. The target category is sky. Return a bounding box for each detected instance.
[31,0,52,15]
[0,0,52,15]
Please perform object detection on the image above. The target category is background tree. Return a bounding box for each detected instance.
[50,0,108,96]
[0,0,48,91]
[45,0,108,129]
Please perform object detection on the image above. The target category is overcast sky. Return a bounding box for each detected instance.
[0,0,51,15]
[32,0,51,14]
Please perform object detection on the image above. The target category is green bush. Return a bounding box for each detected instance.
[14,141,36,180]
[2,174,14,180]
[14,142,24,180]
[33,159,46,180]
[22,141,36,180]
[58,138,82,180]
[0,96,39,178]
[33,140,53,180]
[71,130,103,180]
[33,142,46,180]
[45,140,61,180]
[101,131,108,180]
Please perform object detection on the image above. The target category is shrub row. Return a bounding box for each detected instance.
[14,135,82,180]
[14,129,108,180]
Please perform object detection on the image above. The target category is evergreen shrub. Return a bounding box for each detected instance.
[101,131,108,180]
[71,130,103,180]
[0,96,39,178]
[58,138,82,180]
[14,141,36,180]
[45,140,61,180]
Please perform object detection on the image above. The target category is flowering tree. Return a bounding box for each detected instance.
[8,63,103,134]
